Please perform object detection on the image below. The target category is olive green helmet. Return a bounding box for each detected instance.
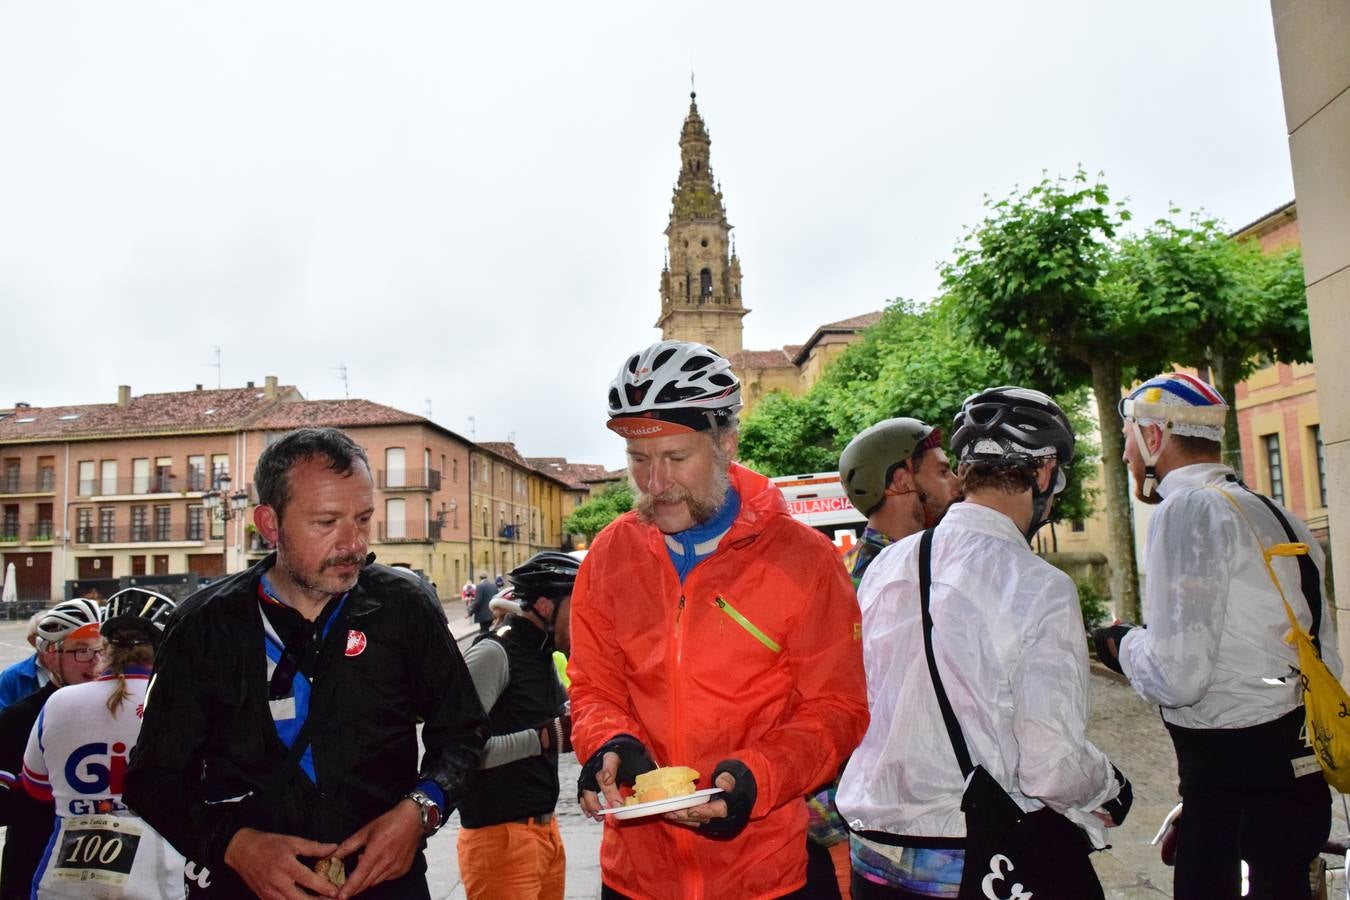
[839,417,937,517]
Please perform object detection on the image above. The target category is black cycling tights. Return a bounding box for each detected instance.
[1173,773,1330,900]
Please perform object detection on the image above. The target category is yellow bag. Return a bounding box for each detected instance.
[1287,599,1350,791]
[1209,487,1350,791]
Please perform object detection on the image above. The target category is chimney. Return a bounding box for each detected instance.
[264,375,278,400]
[246,380,255,389]
[195,384,203,391]
[117,385,131,407]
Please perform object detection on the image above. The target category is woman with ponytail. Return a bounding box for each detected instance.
[21,588,186,899]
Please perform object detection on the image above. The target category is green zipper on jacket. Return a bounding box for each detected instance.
[714,596,781,653]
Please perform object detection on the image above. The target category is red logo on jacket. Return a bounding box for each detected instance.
[345,630,367,657]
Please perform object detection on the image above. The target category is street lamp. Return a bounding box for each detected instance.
[202,472,249,575]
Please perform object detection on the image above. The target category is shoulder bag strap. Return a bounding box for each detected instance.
[919,527,974,778]
[1206,485,1321,659]
[1244,487,1323,657]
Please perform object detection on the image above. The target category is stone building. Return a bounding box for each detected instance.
[651,93,881,416]
[472,441,578,576]
[1230,202,1329,543]
[1270,0,1350,662]
[654,92,748,355]
[0,380,599,604]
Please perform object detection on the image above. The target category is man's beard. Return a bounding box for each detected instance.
[277,532,365,594]
[632,463,731,528]
[917,486,958,528]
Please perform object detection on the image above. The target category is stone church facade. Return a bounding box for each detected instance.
[654,93,878,415]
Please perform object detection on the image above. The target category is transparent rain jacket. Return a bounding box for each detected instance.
[1119,464,1342,729]
[836,502,1120,849]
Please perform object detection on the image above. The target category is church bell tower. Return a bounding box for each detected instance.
[654,92,747,354]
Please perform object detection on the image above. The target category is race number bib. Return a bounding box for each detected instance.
[51,815,142,888]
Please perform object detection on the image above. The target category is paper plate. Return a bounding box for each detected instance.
[597,787,723,821]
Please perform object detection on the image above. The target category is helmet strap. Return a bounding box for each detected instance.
[1129,418,1170,499]
[1025,477,1055,543]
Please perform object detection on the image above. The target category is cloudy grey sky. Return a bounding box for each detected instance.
[1,1,1294,469]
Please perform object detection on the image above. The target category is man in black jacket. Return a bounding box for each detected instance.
[125,428,488,899]
[472,573,497,633]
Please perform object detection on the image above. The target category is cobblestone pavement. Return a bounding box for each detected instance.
[2,615,1345,898]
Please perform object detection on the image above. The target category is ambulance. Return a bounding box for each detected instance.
[769,471,866,556]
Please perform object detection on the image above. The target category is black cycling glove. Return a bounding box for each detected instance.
[577,734,656,798]
[1101,765,1133,826]
[1091,623,1135,674]
[699,759,757,839]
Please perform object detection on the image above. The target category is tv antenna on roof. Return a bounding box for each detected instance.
[209,346,222,389]
[334,364,349,399]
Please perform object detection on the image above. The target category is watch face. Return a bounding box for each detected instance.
[425,804,441,830]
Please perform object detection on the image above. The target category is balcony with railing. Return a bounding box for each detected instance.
[27,521,55,542]
[377,469,442,492]
[0,521,18,543]
[376,519,443,543]
[78,475,182,498]
[72,522,205,544]
[0,471,57,495]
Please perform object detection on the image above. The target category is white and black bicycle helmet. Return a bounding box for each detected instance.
[951,386,1074,487]
[606,340,741,438]
[35,598,102,649]
[951,386,1074,538]
[101,587,176,647]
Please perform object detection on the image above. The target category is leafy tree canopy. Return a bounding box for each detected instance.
[564,481,634,542]
[737,297,1098,526]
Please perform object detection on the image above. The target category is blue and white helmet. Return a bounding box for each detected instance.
[1120,371,1228,497]
[1119,372,1227,441]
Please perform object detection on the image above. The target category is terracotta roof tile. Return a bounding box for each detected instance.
[250,399,425,430]
[792,311,884,364]
[729,349,797,370]
[525,457,624,489]
[0,386,302,443]
[478,441,530,467]
[819,311,883,331]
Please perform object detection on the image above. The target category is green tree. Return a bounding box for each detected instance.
[941,170,1161,620]
[564,481,634,542]
[1112,214,1311,472]
[738,298,1098,530]
[737,389,838,475]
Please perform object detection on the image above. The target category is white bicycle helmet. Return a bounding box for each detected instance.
[35,598,102,649]
[102,587,177,647]
[606,340,741,438]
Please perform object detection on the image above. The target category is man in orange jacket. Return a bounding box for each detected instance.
[571,340,870,900]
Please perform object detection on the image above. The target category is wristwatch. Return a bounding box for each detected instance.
[406,789,442,835]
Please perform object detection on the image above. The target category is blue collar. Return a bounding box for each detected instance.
[665,489,740,582]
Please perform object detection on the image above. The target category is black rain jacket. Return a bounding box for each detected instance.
[124,554,487,895]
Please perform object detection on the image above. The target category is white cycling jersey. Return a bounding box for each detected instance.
[22,671,186,899]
